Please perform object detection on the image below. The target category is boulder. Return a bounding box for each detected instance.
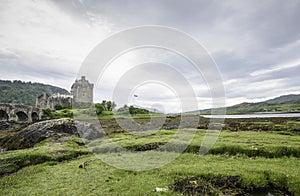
[0,118,104,151]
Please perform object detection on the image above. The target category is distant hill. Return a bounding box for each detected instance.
[261,94,300,105]
[132,104,164,114]
[191,94,300,115]
[0,80,69,106]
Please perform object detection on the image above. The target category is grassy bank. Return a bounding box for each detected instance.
[0,124,299,195]
[1,154,299,195]
[0,135,90,177]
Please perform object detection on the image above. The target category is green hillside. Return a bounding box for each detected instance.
[198,94,300,114]
[0,80,69,106]
[262,94,300,104]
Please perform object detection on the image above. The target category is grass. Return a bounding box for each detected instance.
[86,129,300,158]
[0,119,300,195]
[0,135,90,177]
[48,106,167,120]
[0,153,299,195]
[224,118,300,134]
[50,108,166,121]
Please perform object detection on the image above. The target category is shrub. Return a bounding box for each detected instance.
[54,104,63,110]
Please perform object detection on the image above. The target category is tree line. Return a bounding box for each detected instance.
[0,80,69,106]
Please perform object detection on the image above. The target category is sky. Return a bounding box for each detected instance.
[0,0,300,113]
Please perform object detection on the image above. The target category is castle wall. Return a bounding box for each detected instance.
[36,93,49,108]
[36,76,93,110]
[47,95,72,109]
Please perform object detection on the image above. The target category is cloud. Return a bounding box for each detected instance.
[0,0,300,112]
[0,0,112,88]
[250,60,300,76]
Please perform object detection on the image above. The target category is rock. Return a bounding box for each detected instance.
[153,187,169,192]
[0,121,29,132]
[0,118,104,151]
[0,121,10,131]
[75,121,105,140]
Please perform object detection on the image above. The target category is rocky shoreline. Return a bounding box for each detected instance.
[0,118,104,151]
[1,115,299,152]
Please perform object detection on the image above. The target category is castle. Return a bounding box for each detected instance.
[36,76,94,109]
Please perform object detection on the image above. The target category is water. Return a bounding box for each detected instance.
[201,113,300,118]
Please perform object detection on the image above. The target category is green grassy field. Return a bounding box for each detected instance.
[50,108,166,120]
[1,123,299,195]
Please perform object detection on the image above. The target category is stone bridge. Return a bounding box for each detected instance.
[0,104,43,123]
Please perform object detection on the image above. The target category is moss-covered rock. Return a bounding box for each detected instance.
[0,118,104,150]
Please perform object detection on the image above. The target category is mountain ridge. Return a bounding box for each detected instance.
[193,94,300,114]
[0,80,69,106]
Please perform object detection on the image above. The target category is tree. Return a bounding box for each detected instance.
[94,100,117,115]
[0,79,69,106]
[54,104,63,110]
[94,103,105,115]
[106,101,112,111]
[106,101,117,111]
[101,100,107,110]
[42,108,53,119]
[128,106,149,114]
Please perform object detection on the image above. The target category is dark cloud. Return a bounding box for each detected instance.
[1,0,300,110]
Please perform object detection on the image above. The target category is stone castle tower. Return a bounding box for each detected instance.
[36,76,93,109]
[71,76,94,103]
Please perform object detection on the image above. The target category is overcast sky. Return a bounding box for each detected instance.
[0,0,300,112]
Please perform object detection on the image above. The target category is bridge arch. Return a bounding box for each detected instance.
[0,110,8,121]
[0,104,43,123]
[16,111,29,121]
[31,112,39,122]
